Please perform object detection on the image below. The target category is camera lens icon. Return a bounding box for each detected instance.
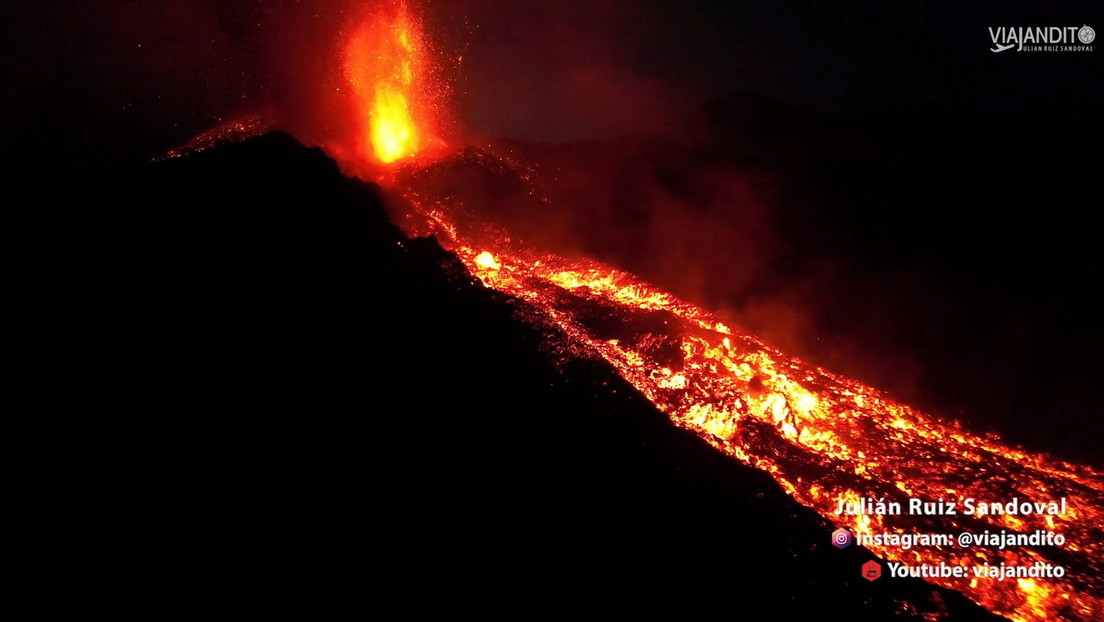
[832,528,853,549]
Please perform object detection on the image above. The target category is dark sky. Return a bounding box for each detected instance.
[2,0,1099,160]
[444,0,1101,143]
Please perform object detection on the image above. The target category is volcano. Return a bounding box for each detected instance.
[4,130,1014,621]
[3,1,1102,621]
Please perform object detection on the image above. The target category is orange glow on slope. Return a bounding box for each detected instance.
[343,0,438,165]
[333,3,1103,619]
[394,186,1104,622]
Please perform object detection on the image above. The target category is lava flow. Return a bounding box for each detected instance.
[337,4,1104,621]
[411,205,1104,622]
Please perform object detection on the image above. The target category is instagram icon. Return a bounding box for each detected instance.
[832,528,853,549]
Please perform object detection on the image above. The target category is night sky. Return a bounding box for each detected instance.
[3,1,1098,159]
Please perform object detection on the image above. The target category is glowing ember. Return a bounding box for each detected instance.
[474,251,501,270]
[344,0,436,164]
[159,115,271,161]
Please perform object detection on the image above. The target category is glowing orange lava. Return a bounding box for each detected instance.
[403,203,1104,622]
[333,4,1104,620]
[343,0,437,165]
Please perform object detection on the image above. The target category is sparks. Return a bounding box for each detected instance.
[333,4,1104,620]
[343,0,437,165]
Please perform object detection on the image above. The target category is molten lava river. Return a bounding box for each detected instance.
[193,1,1104,619]
[389,169,1104,622]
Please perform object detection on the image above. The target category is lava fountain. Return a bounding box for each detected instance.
[343,0,442,166]
[336,4,1104,621]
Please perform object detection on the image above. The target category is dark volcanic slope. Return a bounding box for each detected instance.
[3,133,1004,621]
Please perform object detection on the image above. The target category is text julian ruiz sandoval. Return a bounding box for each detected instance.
[834,496,1068,517]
